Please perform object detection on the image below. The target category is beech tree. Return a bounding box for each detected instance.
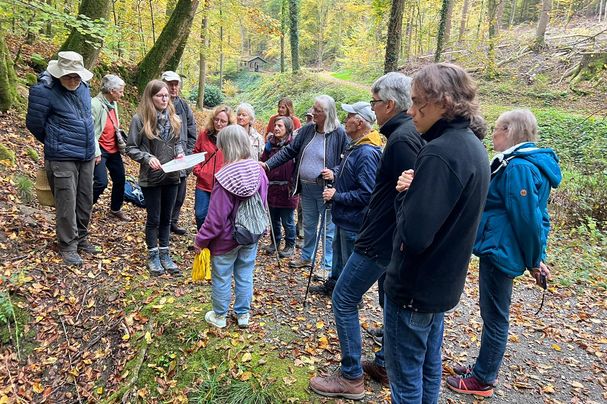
[134,0,200,92]
[0,29,18,112]
[384,0,404,73]
[534,0,552,49]
[60,0,111,68]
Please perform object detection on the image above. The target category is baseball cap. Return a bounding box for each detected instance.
[341,102,376,124]
[161,71,181,82]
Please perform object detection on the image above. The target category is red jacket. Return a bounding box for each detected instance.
[192,129,224,192]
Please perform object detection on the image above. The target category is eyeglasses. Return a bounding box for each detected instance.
[369,99,385,108]
[154,94,169,99]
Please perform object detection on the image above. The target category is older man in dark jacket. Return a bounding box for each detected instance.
[309,73,424,400]
[311,101,382,297]
[26,51,97,266]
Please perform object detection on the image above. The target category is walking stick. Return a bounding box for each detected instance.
[265,202,281,270]
[303,206,326,307]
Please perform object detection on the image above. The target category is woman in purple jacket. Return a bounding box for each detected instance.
[260,117,299,258]
[195,125,268,329]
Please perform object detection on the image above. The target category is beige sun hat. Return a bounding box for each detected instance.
[47,51,93,81]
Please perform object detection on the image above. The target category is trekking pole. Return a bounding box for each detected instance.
[303,207,326,307]
[264,202,281,270]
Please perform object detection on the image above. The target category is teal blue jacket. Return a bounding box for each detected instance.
[473,143,562,277]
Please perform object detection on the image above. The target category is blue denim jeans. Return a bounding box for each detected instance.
[384,296,444,404]
[210,243,258,316]
[93,148,125,212]
[300,183,334,269]
[332,251,386,379]
[269,207,296,246]
[472,257,514,385]
[195,189,211,230]
[330,226,357,281]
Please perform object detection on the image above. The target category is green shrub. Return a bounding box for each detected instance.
[0,292,14,326]
[14,174,35,204]
[189,84,224,108]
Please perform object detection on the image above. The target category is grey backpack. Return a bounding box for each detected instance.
[233,192,268,245]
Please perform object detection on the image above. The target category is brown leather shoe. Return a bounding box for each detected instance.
[110,209,129,222]
[309,372,364,400]
[288,257,311,268]
[362,360,389,386]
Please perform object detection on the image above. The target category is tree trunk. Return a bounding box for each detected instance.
[280,0,286,73]
[197,0,210,109]
[435,0,451,62]
[219,0,223,91]
[0,29,18,112]
[509,0,517,28]
[534,0,552,49]
[288,0,300,73]
[59,0,112,68]
[496,0,505,34]
[384,0,405,73]
[134,0,199,92]
[149,0,157,43]
[444,0,454,45]
[486,0,500,78]
[458,0,470,42]
[136,0,146,57]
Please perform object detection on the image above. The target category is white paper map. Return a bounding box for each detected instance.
[161,152,207,173]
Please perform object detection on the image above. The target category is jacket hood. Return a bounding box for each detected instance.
[502,142,562,188]
[215,159,261,198]
[353,130,384,148]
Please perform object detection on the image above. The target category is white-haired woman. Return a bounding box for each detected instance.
[446,109,561,397]
[262,95,348,272]
[92,74,128,221]
[236,102,264,160]
[195,125,268,329]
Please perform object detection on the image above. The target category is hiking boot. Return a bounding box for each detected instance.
[159,247,181,275]
[205,310,227,328]
[60,250,83,266]
[289,258,311,268]
[170,224,186,235]
[279,243,295,258]
[362,361,388,386]
[310,279,336,296]
[263,243,277,254]
[232,312,250,329]
[110,209,129,222]
[147,248,164,276]
[445,374,494,397]
[309,372,365,400]
[452,363,473,376]
[78,241,101,255]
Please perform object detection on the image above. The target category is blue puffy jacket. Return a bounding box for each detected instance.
[26,72,95,161]
[331,130,382,232]
[473,142,562,277]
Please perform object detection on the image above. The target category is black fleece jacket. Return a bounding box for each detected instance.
[385,118,490,313]
[353,113,424,266]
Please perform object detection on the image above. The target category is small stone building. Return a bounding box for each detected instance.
[242,56,268,72]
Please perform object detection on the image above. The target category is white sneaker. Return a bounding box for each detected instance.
[205,310,226,328]
[236,313,250,329]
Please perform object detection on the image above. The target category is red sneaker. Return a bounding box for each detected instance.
[446,373,494,397]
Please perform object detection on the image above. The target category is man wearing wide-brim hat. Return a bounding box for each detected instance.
[26,51,100,266]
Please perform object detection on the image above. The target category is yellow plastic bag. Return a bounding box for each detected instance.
[192,248,211,281]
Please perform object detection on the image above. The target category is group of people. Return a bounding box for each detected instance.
[26,51,562,403]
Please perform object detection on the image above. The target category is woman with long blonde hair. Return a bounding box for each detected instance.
[127,80,185,276]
